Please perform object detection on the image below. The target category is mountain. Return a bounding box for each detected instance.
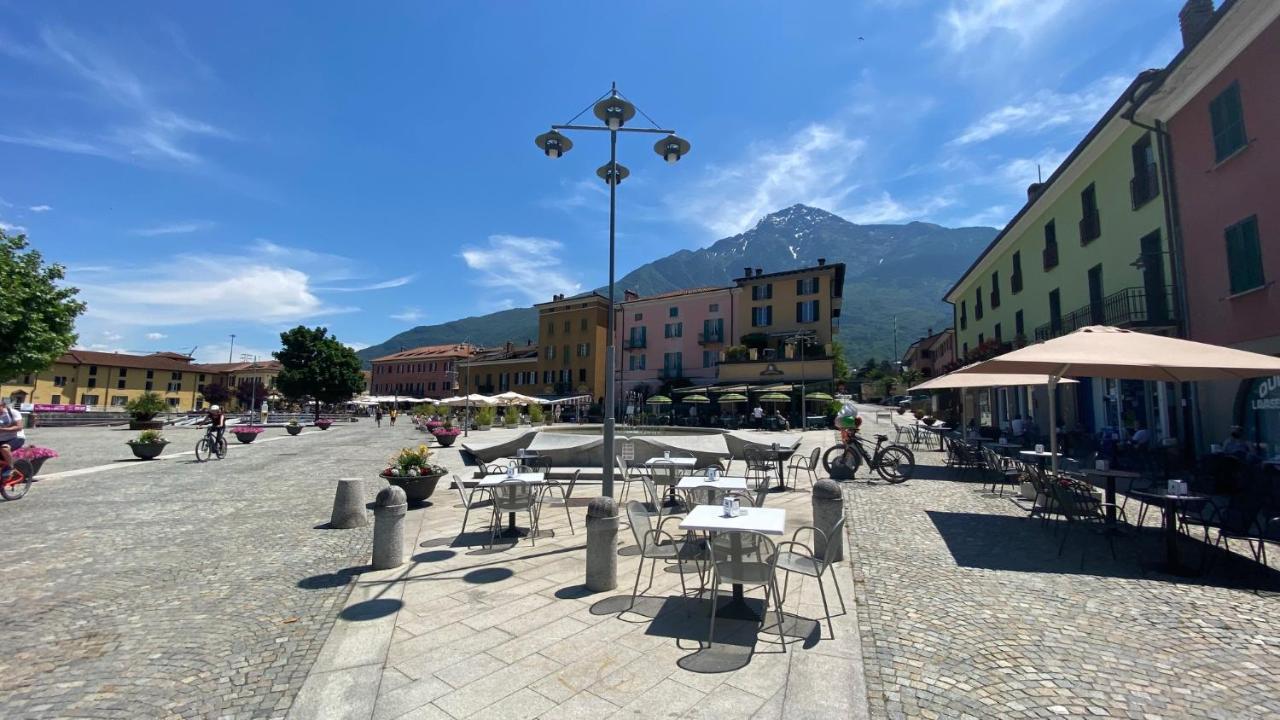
[357,204,996,364]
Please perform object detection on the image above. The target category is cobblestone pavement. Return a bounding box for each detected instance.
[847,409,1280,719]
[0,421,416,719]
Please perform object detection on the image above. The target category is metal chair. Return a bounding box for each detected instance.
[744,447,778,490]
[616,455,646,505]
[1051,475,1126,565]
[704,531,787,652]
[775,518,848,638]
[451,474,490,535]
[647,459,682,506]
[624,500,706,612]
[488,478,539,548]
[787,447,822,488]
[540,469,580,535]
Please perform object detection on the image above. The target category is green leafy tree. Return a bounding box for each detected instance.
[900,368,923,390]
[832,339,850,382]
[0,230,86,381]
[125,392,167,421]
[201,382,232,405]
[234,378,265,410]
[274,326,366,420]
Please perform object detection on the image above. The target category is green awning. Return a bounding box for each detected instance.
[717,393,749,403]
[683,394,711,403]
[646,395,672,404]
[804,392,834,402]
[758,392,791,402]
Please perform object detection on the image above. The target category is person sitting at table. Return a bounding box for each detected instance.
[1223,428,1252,459]
[772,408,790,431]
[1130,421,1151,448]
[1010,415,1026,439]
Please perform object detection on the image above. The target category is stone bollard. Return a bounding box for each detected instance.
[330,478,368,529]
[811,479,845,563]
[585,496,619,592]
[372,485,408,570]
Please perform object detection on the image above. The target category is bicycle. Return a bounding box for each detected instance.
[0,454,33,501]
[195,426,228,462]
[822,425,915,484]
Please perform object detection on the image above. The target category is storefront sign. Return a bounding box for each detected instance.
[32,403,89,413]
[1249,376,1280,411]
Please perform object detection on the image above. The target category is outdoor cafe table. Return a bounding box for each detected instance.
[645,457,696,500]
[1129,489,1209,577]
[680,504,787,620]
[992,441,1023,456]
[1083,467,1143,532]
[915,423,950,451]
[480,473,546,537]
[1019,449,1062,470]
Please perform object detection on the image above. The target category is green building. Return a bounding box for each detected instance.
[944,73,1185,439]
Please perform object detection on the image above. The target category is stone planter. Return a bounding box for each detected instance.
[434,433,458,448]
[14,456,50,477]
[315,421,332,430]
[129,419,164,431]
[478,424,492,431]
[234,432,260,444]
[382,472,443,506]
[286,425,302,436]
[127,440,168,460]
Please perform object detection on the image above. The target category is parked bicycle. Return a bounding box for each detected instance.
[0,456,33,500]
[194,426,228,462]
[822,423,915,483]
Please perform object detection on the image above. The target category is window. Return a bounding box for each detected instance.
[1225,216,1265,294]
[53,375,67,387]
[990,271,1001,308]
[146,370,154,379]
[1210,81,1247,162]
[576,343,591,357]
[974,287,984,320]
[171,371,182,380]
[87,378,97,389]
[547,322,555,336]
[50,394,60,404]
[546,345,555,360]
[709,303,719,312]
[1015,310,1025,338]
[1130,135,1158,208]
[702,318,724,343]
[751,283,773,301]
[145,381,153,391]
[796,300,820,323]
[751,306,773,327]
[82,394,99,406]
[1043,221,1059,270]
[1080,183,1101,244]
[959,301,967,331]
[563,320,570,333]
[796,277,819,295]
[703,350,718,368]
[1049,289,1062,334]
[111,396,127,407]
[88,365,98,376]
[664,322,683,338]
[628,354,647,370]
[199,373,206,382]
[962,343,968,357]
[578,368,587,382]
[166,381,181,393]
[562,345,570,366]
[633,313,642,321]
[580,317,588,331]
[1011,251,1023,294]
[167,397,180,408]
[669,307,679,317]
[994,323,1002,342]
[978,333,984,345]
[663,352,683,377]
[628,327,646,347]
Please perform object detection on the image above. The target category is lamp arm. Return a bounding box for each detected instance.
[552,124,675,135]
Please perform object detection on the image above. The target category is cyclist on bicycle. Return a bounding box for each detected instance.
[0,398,26,479]
[200,404,226,447]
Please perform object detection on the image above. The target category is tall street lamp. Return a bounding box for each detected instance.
[535,83,691,498]
[784,333,818,430]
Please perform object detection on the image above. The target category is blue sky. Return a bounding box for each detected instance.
[0,0,1185,362]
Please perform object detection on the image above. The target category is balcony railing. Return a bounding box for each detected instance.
[1079,213,1101,244]
[624,338,646,349]
[658,369,683,380]
[1034,286,1176,342]
[1130,169,1159,209]
[697,332,724,345]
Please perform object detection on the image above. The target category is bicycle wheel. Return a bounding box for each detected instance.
[1,467,31,500]
[195,438,210,462]
[215,437,227,459]
[874,445,915,484]
[822,444,861,477]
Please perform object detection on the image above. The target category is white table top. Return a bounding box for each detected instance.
[1019,450,1062,458]
[644,456,697,467]
[675,475,749,491]
[679,504,786,536]
[479,472,546,487]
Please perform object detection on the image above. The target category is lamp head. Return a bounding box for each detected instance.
[654,134,691,163]
[534,130,572,159]
[593,93,636,130]
[596,162,630,186]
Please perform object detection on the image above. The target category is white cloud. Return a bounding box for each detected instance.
[346,341,370,351]
[145,332,167,340]
[390,308,425,324]
[317,275,415,292]
[459,235,582,303]
[29,205,52,213]
[0,220,27,234]
[131,220,216,236]
[675,124,867,238]
[839,192,956,225]
[951,75,1129,145]
[101,330,123,342]
[935,0,1070,53]
[194,342,274,365]
[995,149,1068,195]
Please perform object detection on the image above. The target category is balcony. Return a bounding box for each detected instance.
[1042,244,1059,271]
[1079,213,1101,244]
[624,338,647,350]
[1033,286,1176,342]
[1130,169,1159,209]
[697,332,724,345]
[658,369,684,380]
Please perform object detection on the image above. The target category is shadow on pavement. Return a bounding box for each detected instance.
[340,598,403,621]
[297,565,372,590]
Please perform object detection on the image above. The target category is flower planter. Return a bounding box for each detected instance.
[315,421,332,430]
[234,432,259,444]
[27,457,48,476]
[127,440,169,460]
[382,472,443,505]
[434,433,457,448]
[478,424,492,431]
[129,420,164,431]
[286,425,302,436]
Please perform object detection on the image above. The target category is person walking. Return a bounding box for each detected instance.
[389,407,398,427]
[375,406,383,427]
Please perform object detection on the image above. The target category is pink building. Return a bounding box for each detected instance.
[614,286,735,405]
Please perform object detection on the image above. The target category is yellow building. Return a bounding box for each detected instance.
[197,360,283,410]
[535,292,610,401]
[458,342,540,396]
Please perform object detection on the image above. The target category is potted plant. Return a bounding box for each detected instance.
[474,407,494,431]
[126,429,169,460]
[286,419,303,436]
[503,405,519,428]
[529,403,545,426]
[12,445,58,476]
[125,392,168,430]
[380,444,446,505]
[233,426,265,444]
[922,416,938,426]
[315,418,333,430]
[432,425,461,447]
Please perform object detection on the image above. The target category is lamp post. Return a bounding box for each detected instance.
[535,83,690,498]
[240,353,258,421]
[784,333,818,430]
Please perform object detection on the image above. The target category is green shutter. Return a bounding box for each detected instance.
[1211,83,1247,161]
[1226,217,1265,294]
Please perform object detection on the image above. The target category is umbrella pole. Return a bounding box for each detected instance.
[1048,375,1059,477]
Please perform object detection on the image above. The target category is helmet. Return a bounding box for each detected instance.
[209,405,221,411]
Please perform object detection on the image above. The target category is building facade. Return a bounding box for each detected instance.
[534,292,609,401]
[615,287,733,399]
[946,73,1182,438]
[3,351,245,411]
[1135,0,1280,447]
[901,328,956,378]
[459,342,540,396]
[369,344,475,398]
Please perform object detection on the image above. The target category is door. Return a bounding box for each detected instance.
[1049,289,1062,335]
[1088,265,1105,324]
[1140,231,1169,323]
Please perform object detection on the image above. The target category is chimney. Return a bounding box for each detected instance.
[743,266,752,278]
[1026,182,1044,202]
[505,341,513,353]
[1179,0,1214,49]
[817,257,826,266]
[754,267,763,277]
[623,289,639,301]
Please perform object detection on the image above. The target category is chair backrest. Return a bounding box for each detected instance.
[615,455,630,480]
[687,484,721,507]
[492,479,535,512]
[744,447,774,471]
[709,531,777,585]
[625,500,655,549]
[807,446,821,470]
[528,455,552,473]
[452,474,467,505]
[817,515,847,567]
[564,469,581,498]
[648,460,679,488]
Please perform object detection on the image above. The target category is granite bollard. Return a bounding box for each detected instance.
[585,496,619,592]
[372,485,408,570]
[329,478,367,529]
[812,478,844,562]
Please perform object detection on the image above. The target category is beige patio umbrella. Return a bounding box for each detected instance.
[909,366,1078,443]
[491,391,546,405]
[960,326,1280,475]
